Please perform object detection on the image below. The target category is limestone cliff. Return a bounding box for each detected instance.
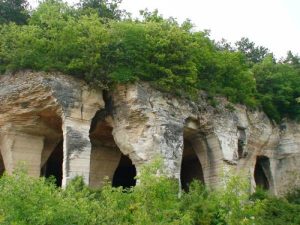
[0,71,299,195]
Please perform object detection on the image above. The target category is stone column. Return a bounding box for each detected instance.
[62,117,92,187]
[190,133,225,188]
[0,132,44,177]
[89,141,121,188]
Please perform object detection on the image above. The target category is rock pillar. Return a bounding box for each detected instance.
[62,118,92,187]
[59,85,103,187]
[0,132,44,177]
[89,141,121,188]
[189,133,225,187]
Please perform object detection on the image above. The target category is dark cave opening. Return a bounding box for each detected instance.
[0,152,4,176]
[237,127,246,159]
[112,154,136,188]
[90,103,137,189]
[42,141,63,186]
[181,139,204,192]
[238,139,244,159]
[254,156,270,190]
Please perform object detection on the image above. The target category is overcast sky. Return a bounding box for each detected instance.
[28,0,300,59]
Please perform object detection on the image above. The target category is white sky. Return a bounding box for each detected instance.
[29,0,300,59]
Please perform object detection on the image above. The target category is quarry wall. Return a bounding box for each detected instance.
[0,71,299,195]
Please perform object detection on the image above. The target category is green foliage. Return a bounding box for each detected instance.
[106,20,200,96]
[283,51,300,67]
[235,37,269,64]
[0,171,98,224]
[77,0,127,21]
[1,162,300,225]
[286,188,300,205]
[180,181,216,225]
[213,51,258,106]
[0,2,192,97]
[249,186,270,201]
[0,0,30,25]
[253,55,300,121]
[0,0,110,85]
[255,197,300,225]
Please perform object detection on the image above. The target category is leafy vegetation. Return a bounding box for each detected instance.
[0,0,300,121]
[0,0,30,25]
[0,161,300,225]
[76,0,128,21]
[253,55,300,121]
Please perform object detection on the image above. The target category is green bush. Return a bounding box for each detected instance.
[255,197,300,225]
[0,0,256,101]
[286,188,300,205]
[253,56,300,121]
[0,171,99,224]
[1,160,300,225]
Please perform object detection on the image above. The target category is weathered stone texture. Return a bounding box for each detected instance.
[110,83,300,193]
[62,118,92,186]
[0,132,44,177]
[0,71,300,194]
[89,140,121,188]
[0,72,103,187]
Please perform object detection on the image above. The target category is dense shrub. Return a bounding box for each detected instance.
[255,197,300,225]
[0,161,300,225]
[0,0,256,99]
[286,188,300,205]
[253,56,300,121]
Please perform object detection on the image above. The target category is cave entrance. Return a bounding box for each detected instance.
[89,108,136,188]
[112,154,136,188]
[254,156,270,190]
[0,151,4,176]
[42,141,63,186]
[181,139,204,192]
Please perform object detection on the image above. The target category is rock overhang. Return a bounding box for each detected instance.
[0,71,299,195]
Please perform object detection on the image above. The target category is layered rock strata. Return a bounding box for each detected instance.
[0,71,299,195]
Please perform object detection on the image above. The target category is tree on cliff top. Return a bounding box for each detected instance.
[0,0,30,25]
[77,0,127,20]
[235,37,269,64]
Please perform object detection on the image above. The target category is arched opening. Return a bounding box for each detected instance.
[41,141,63,186]
[181,139,204,192]
[89,106,137,188]
[112,154,136,188]
[0,151,5,176]
[254,156,270,190]
[39,111,63,185]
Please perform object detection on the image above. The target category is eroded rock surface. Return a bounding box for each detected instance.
[0,71,103,185]
[0,71,299,195]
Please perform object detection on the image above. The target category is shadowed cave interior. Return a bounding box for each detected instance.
[40,117,137,188]
[181,139,204,192]
[254,156,270,190]
[39,111,63,186]
[237,127,246,159]
[90,109,137,189]
[41,141,63,186]
[112,154,136,188]
[0,152,4,176]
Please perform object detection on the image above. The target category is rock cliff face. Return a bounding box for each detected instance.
[0,71,299,194]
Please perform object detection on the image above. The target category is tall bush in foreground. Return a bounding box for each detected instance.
[1,160,300,224]
[0,170,98,224]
